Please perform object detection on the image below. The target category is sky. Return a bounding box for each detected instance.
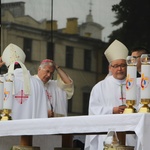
[1,0,121,42]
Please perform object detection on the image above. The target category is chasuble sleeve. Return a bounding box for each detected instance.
[56,74,74,99]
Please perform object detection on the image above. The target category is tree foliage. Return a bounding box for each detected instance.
[109,0,150,52]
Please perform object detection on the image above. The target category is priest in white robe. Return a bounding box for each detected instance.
[2,43,48,119]
[85,40,138,150]
[34,59,74,149]
[34,59,74,117]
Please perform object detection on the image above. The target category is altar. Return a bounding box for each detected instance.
[0,113,149,150]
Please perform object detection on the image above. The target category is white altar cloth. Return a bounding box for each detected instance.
[0,113,150,150]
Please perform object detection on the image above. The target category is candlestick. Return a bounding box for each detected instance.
[139,54,150,113]
[124,56,137,114]
[1,73,14,120]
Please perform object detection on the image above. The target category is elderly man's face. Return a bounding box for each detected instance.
[38,65,55,84]
[109,59,127,80]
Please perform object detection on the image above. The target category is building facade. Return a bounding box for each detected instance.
[1,1,108,116]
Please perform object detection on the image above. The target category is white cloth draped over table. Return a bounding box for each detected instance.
[85,76,141,150]
[0,114,149,150]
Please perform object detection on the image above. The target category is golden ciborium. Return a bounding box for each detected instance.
[1,109,12,120]
[1,73,14,120]
[124,56,137,114]
[124,100,136,113]
[139,54,150,113]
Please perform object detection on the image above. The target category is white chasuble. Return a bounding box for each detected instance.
[89,75,126,115]
[35,74,74,117]
[12,69,48,120]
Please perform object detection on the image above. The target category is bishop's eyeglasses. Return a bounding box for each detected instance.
[111,64,127,69]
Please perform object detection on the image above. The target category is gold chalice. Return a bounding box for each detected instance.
[139,99,150,113]
[123,100,136,114]
[1,109,12,120]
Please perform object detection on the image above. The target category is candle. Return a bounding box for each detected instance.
[141,64,150,99]
[3,74,13,110]
[126,66,137,100]
[140,54,150,99]
[126,56,137,100]
[0,75,4,110]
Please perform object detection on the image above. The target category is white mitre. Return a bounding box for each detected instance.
[104,40,129,63]
[2,43,26,67]
[2,43,30,94]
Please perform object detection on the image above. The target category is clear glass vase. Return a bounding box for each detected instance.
[103,128,120,149]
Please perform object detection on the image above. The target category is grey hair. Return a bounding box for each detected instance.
[39,62,54,69]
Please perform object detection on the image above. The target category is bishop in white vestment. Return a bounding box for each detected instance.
[35,59,74,117]
[85,40,138,150]
[34,59,74,150]
[35,74,73,117]
[2,43,48,119]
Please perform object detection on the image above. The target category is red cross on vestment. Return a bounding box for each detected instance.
[46,90,52,100]
[15,90,28,104]
[119,97,126,100]
[120,84,126,104]
[45,90,53,111]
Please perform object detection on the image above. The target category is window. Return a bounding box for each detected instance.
[66,46,74,68]
[47,42,54,60]
[84,49,91,71]
[23,38,32,62]
[83,92,90,115]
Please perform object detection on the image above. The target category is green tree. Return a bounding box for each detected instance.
[109,0,150,52]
